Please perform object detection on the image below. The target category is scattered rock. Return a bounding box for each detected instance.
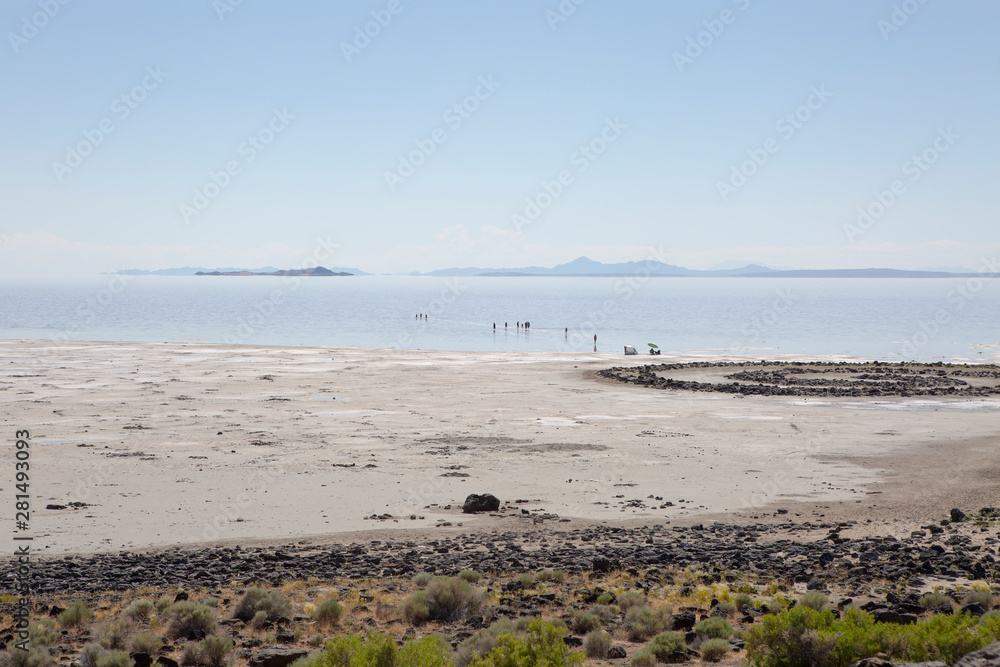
[462,494,500,513]
[249,648,309,667]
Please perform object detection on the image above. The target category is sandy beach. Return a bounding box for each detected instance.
[3,339,999,554]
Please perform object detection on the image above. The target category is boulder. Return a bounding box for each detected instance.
[249,648,309,667]
[671,611,696,631]
[951,508,967,522]
[462,494,500,513]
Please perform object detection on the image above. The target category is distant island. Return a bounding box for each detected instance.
[194,267,352,277]
[109,257,997,279]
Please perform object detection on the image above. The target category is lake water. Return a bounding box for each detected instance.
[0,275,997,361]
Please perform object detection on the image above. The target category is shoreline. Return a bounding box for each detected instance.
[2,339,998,557]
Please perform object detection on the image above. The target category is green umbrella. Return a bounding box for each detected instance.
[648,343,658,348]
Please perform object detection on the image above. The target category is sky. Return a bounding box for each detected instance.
[0,1,997,276]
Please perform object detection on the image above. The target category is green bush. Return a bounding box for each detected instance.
[734,593,753,610]
[645,632,686,662]
[59,600,95,628]
[589,604,619,624]
[551,570,568,582]
[180,643,201,667]
[534,570,556,583]
[79,644,104,667]
[200,636,234,666]
[583,630,612,659]
[1,648,54,667]
[695,617,734,641]
[626,606,674,642]
[595,592,615,606]
[125,599,155,621]
[297,631,452,667]
[699,638,731,661]
[746,605,1000,667]
[458,570,483,584]
[469,618,583,667]
[99,620,134,650]
[307,634,325,648]
[129,632,163,654]
[413,572,433,588]
[715,600,737,616]
[402,576,484,625]
[168,601,217,640]
[799,591,829,612]
[155,596,173,614]
[28,620,60,647]
[569,610,601,635]
[630,651,656,667]
[964,589,996,611]
[457,619,515,667]
[518,574,535,589]
[313,600,345,628]
[249,610,268,630]
[232,588,291,623]
[96,651,134,667]
[617,591,647,612]
[921,592,954,612]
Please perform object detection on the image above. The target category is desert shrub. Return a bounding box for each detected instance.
[78,644,104,667]
[129,632,163,654]
[412,572,433,588]
[799,591,829,612]
[715,600,737,616]
[180,643,201,667]
[312,599,345,628]
[458,570,483,584]
[169,601,217,640]
[518,574,535,589]
[964,589,996,611]
[28,620,59,647]
[630,651,656,667]
[96,651,133,667]
[402,576,483,625]
[457,619,516,667]
[249,611,268,630]
[627,606,674,642]
[700,638,731,661]
[307,633,325,648]
[921,592,954,612]
[734,593,753,610]
[646,632,686,662]
[1,648,54,667]
[232,588,291,623]
[584,630,612,659]
[589,604,619,624]
[617,591,647,612]
[468,618,583,667]
[59,600,94,628]
[569,610,602,635]
[203,597,219,608]
[746,605,1000,667]
[125,599,155,621]
[200,636,234,666]
[297,631,452,667]
[99,620,135,650]
[695,617,734,641]
[595,592,615,606]
[155,596,173,613]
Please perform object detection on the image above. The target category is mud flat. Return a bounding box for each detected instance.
[1,340,998,554]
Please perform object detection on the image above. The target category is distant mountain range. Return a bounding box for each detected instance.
[109,258,995,278]
[115,266,369,276]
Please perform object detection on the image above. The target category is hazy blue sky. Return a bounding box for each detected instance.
[1,1,997,275]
